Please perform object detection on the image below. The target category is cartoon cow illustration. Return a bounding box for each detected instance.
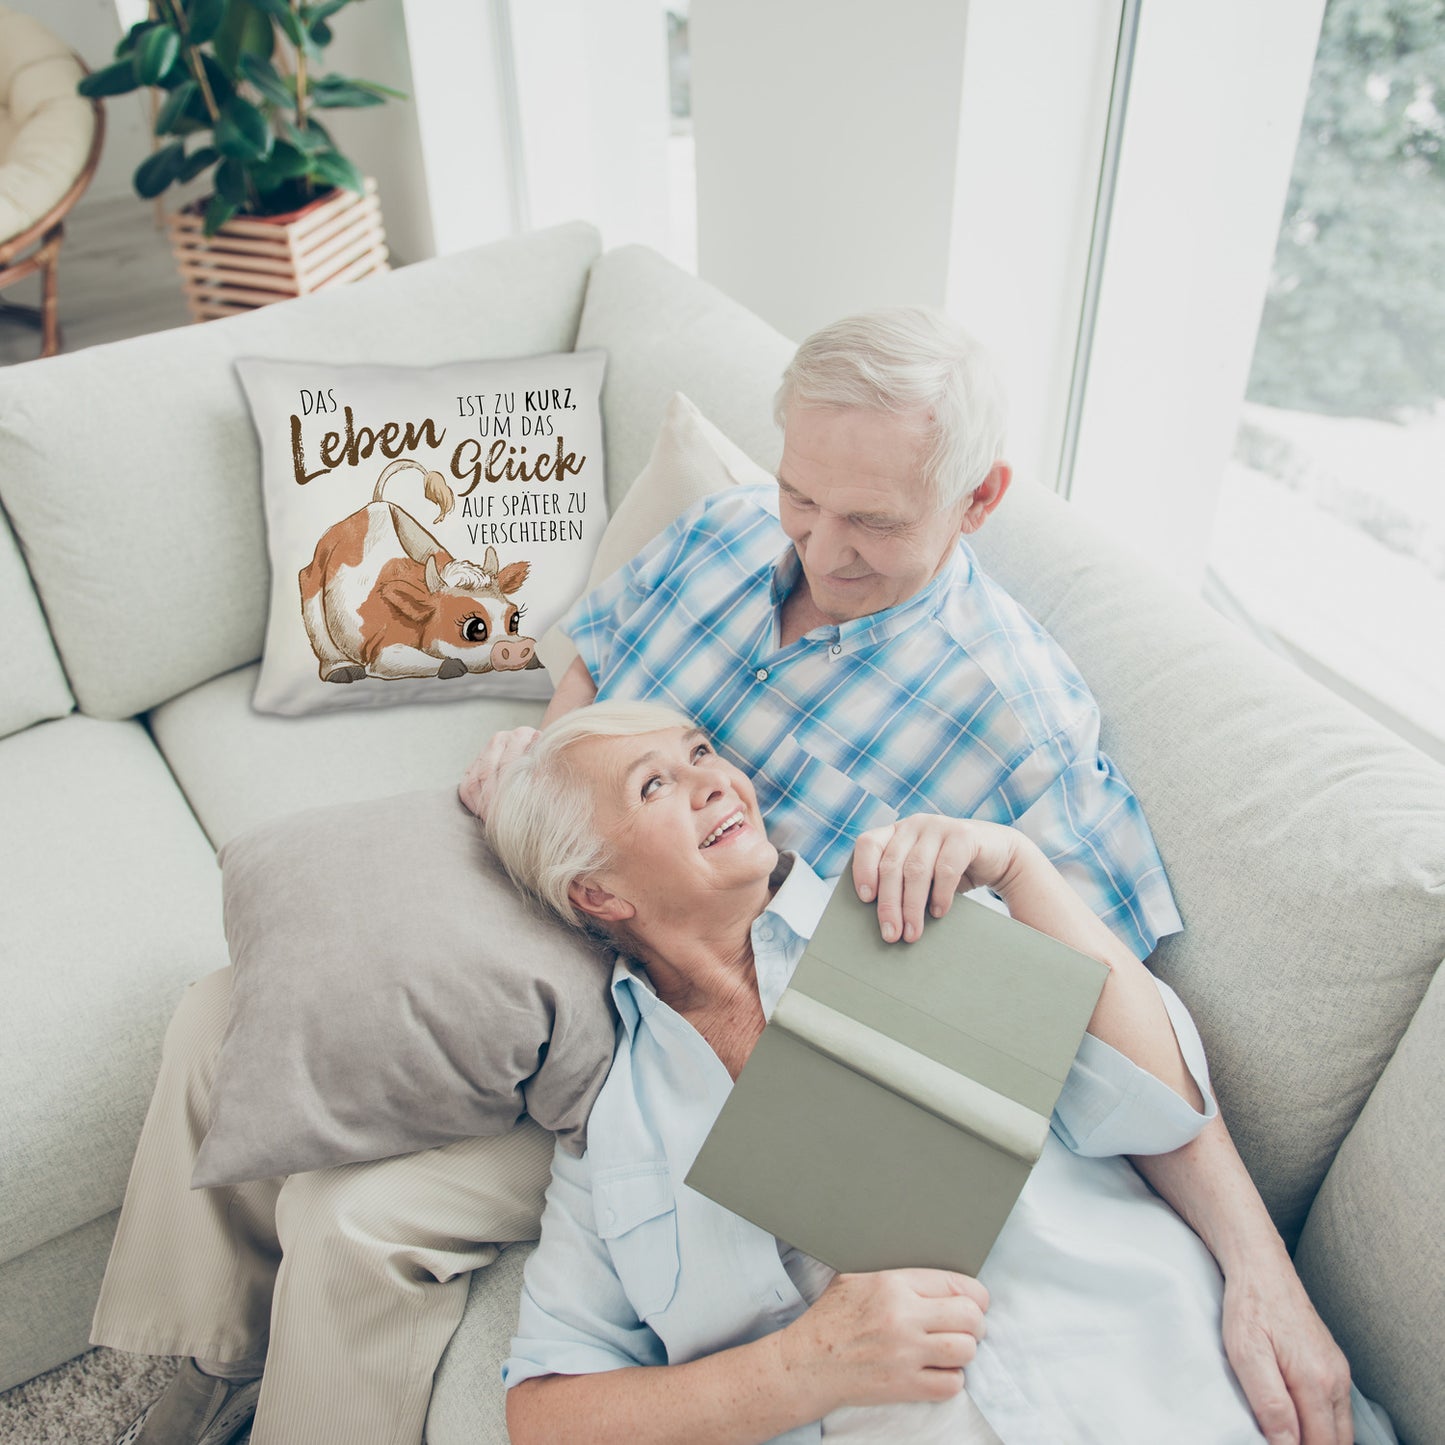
[299,457,542,683]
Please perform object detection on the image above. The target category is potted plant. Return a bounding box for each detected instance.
[79,0,404,319]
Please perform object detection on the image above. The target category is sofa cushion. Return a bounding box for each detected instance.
[538,392,767,679]
[1295,958,1445,1445]
[148,663,545,849]
[968,478,1445,1244]
[0,222,601,721]
[235,350,607,716]
[0,715,227,1267]
[195,791,615,1187]
[575,245,795,508]
[0,501,71,738]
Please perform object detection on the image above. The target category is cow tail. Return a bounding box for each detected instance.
[373,457,457,525]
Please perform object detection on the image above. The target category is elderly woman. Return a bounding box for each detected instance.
[486,700,1298,1445]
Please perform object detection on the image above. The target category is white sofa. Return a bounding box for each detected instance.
[0,222,1441,1444]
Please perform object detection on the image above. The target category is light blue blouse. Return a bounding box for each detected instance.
[504,858,1271,1443]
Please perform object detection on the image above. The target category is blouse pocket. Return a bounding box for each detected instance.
[593,1163,681,1321]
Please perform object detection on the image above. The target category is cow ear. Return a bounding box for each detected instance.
[378,576,437,625]
[496,560,530,594]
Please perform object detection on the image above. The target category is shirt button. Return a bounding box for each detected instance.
[755,668,769,681]
[830,644,842,655]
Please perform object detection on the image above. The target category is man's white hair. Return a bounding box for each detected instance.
[487,700,696,932]
[774,307,1007,510]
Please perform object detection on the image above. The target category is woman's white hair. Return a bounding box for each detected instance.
[774,307,1007,510]
[487,699,696,932]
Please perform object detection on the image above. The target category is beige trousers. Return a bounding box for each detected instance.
[91,968,555,1445]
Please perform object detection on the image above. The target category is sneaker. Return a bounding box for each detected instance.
[113,1358,262,1445]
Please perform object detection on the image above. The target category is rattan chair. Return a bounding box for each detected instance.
[0,7,104,359]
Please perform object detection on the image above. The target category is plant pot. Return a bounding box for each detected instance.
[164,179,389,322]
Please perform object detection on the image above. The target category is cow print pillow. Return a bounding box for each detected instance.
[236,351,608,716]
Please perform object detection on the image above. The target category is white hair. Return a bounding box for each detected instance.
[774,308,1008,509]
[487,700,696,932]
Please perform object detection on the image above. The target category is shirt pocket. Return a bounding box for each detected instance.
[758,731,898,865]
[593,1163,681,1321]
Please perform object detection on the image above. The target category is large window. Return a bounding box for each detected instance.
[1206,0,1445,757]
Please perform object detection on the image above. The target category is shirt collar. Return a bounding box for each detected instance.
[609,851,835,1037]
[767,542,973,651]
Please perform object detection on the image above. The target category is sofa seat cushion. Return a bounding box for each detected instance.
[0,222,602,722]
[0,715,227,1267]
[968,478,1445,1243]
[148,663,545,849]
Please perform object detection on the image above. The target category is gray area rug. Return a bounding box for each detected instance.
[0,1350,212,1445]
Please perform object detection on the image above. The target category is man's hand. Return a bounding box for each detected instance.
[1221,1262,1353,1445]
[458,726,540,821]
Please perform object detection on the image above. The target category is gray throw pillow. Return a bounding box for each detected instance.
[192,789,617,1188]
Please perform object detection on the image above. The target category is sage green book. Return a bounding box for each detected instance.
[684,886,1109,1275]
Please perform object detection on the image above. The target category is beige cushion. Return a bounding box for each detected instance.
[194,790,616,1186]
[0,10,91,240]
[575,245,795,510]
[0,503,71,739]
[0,715,227,1267]
[537,391,770,679]
[968,478,1445,1245]
[0,222,602,720]
[149,662,545,850]
[1295,960,1445,1445]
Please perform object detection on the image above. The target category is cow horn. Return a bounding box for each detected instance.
[425,554,444,593]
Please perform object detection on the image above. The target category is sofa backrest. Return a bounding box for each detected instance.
[0,499,71,738]
[0,222,602,721]
[970,478,1445,1245]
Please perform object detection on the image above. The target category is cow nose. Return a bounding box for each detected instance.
[490,638,536,671]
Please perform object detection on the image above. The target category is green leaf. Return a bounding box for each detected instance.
[133,142,185,199]
[301,0,351,23]
[115,20,156,59]
[308,18,332,47]
[309,148,363,195]
[203,193,238,236]
[247,0,306,45]
[80,59,143,98]
[214,0,275,75]
[309,75,384,108]
[264,139,312,178]
[215,95,274,160]
[199,53,236,107]
[215,156,250,204]
[155,79,198,135]
[186,0,227,47]
[178,145,220,182]
[350,78,408,101]
[134,25,181,86]
[281,115,332,153]
[239,53,295,107]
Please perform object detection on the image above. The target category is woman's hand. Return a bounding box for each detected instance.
[458,726,540,821]
[778,1269,989,1412]
[852,815,1029,943]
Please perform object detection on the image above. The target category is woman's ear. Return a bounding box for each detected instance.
[568,878,635,924]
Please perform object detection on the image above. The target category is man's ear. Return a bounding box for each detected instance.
[958,462,1012,536]
[567,879,635,924]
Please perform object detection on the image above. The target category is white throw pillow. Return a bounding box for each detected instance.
[537,391,776,680]
[237,352,608,716]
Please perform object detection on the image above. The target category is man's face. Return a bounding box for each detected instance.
[776,406,972,623]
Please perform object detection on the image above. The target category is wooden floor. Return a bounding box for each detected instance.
[0,194,192,366]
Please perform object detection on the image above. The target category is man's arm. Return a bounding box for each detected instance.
[1131,1120,1353,1445]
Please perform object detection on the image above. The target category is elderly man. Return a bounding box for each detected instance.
[95,311,1350,1445]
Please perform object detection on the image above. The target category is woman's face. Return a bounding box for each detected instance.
[567,726,778,926]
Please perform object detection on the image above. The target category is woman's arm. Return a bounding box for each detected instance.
[509,1269,987,1445]
[851,815,1203,1108]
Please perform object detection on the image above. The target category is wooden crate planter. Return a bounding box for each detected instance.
[166,179,389,322]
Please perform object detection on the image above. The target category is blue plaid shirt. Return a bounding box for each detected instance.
[563,485,1181,959]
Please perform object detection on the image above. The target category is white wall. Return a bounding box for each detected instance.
[689,0,972,342]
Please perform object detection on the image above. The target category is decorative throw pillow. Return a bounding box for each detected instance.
[192,788,618,1188]
[537,391,775,680]
[236,351,608,716]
